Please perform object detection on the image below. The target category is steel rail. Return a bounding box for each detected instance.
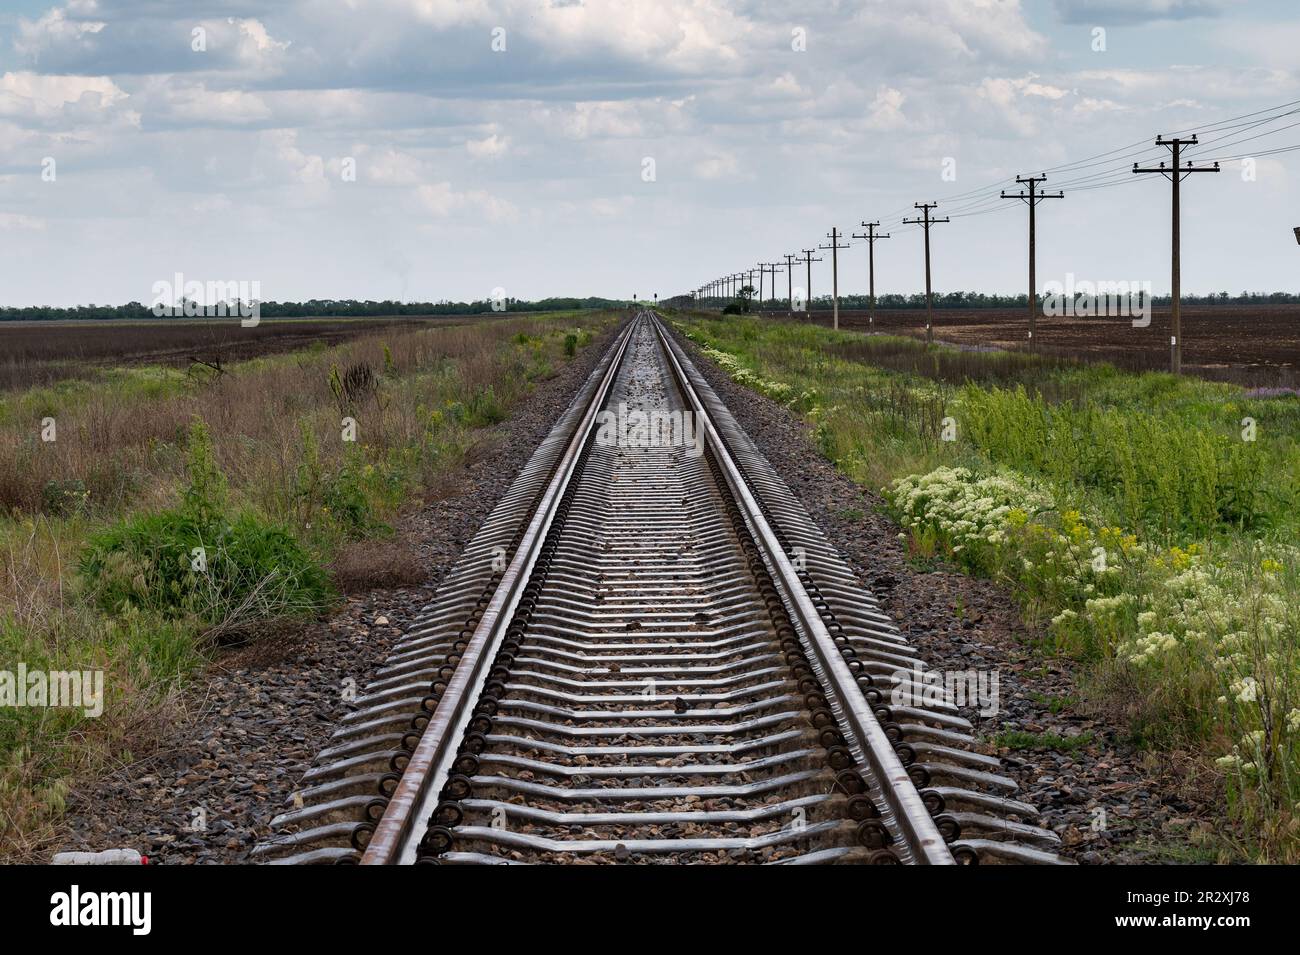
[649,315,956,865]
[360,316,640,864]
[257,309,1068,865]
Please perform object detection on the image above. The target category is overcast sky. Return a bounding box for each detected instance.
[1,0,1297,307]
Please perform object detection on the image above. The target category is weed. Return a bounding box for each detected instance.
[991,730,1096,752]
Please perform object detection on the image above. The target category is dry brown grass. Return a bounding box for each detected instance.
[330,536,427,594]
[0,310,619,858]
[0,316,596,518]
[0,317,469,392]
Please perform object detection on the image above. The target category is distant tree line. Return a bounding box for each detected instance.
[0,296,628,322]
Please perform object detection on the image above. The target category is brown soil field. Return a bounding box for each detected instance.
[768,304,1300,387]
[0,316,489,391]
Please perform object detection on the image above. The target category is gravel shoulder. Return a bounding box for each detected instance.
[674,327,1220,865]
[46,325,620,865]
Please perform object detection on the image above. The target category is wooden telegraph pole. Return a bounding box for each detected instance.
[763,262,784,309]
[818,228,851,330]
[1000,175,1063,351]
[799,248,822,314]
[1133,136,1220,374]
[851,221,891,330]
[783,253,797,312]
[901,202,950,345]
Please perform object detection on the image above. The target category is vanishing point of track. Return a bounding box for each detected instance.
[255,312,1067,865]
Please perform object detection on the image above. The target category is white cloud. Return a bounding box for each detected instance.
[0,71,124,109]
[850,0,1048,65]
[768,73,807,98]
[1217,23,1300,71]
[0,213,46,231]
[153,85,273,125]
[466,133,510,159]
[192,194,232,214]
[350,146,425,185]
[415,182,517,222]
[865,86,907,130]
[558,102,647,140]
[693,150,738,180]
[14,8,105,60]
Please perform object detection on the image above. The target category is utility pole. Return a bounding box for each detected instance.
[763,262,784,309]
[1134,136,1220,374]
[818,228,851,331]
[800,248,822,315]
[851,221,891,330]
[901,202,950,345]
[783,253,797,312]
[1000,175,1064,352]
[757,263,765,306]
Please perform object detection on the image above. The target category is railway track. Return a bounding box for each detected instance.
[254,311,1066,865]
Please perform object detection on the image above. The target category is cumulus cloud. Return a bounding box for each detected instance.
[0,71,123,109]
[14,7,105,61]
[466,133,510,159]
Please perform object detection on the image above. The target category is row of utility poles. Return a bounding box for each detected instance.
[691,134,1221,374]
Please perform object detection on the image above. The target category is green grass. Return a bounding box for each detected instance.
[1030,692,1080,715]
[674,309,1300,861]
[990,730,1096,753]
